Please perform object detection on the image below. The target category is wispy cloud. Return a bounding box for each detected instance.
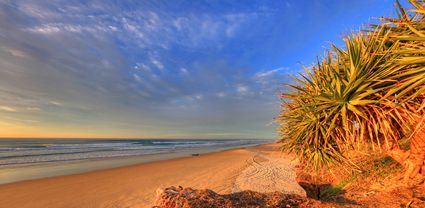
[150,57,165,72]
[180,67,189,75]
[27,24,61,34]
[0,0,390,138]
[0,106,17,112]
[254,67,287,79]
[0,0,287,138]
[49,101,63,106]
[236,85,250,95]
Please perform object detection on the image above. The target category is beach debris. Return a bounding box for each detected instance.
[153,186,313,208]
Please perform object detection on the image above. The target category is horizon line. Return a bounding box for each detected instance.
[0,137,275,140]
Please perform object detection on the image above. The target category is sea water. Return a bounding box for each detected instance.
[0,139,270,168]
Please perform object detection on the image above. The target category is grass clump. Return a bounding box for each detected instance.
[318,155,402,200]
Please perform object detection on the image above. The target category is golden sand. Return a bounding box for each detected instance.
[0,143,304,207]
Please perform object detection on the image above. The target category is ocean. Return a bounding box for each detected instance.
[0,139,271,168]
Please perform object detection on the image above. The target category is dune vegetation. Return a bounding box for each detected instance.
[278,0,425,185]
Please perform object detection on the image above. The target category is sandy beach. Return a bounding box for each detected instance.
[0,143,304,208]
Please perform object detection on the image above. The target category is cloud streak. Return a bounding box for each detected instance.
[0,0,393,138]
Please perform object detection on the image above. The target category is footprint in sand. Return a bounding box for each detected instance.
[232,153,306,197]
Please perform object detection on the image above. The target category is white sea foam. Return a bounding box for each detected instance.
[0,139,270,168]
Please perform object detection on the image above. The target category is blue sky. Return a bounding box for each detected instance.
[0,0,397,139]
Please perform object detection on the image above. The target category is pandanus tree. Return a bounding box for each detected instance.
[278,0,425,185]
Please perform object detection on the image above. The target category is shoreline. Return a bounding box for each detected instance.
[0,143,304,208]
[0,142,269,185]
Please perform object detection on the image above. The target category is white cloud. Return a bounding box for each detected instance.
[150,57,164,71]
[27,23,113,35]
[216,92,226,97]
[237,85,249,95]
[134,63,153,74]
[20,1,257,52]
[49,101,63,106]
[108,25,118,31]
[122,17,144,38]
[145,11,161,31]
[194,94,203,100]
[18,3,59,19]
[28,24,61,34]
[5,48,29,59]
[0,106,17,112]
[180,67,189,75]
[133,74,142,82]
[0,1,280,138]
[173,17,187,31]
[223,13,251,38]
[63,24,83,33]
[254,67,286,79]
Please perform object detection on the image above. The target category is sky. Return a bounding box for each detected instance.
[0,0,397,139]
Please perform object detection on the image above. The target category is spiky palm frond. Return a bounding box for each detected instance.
[278,0,425,170]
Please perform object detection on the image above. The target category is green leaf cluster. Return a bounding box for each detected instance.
[278,0,425,170]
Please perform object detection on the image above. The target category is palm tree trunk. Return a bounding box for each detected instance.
[389,118,425,185]
[404,120,425,183]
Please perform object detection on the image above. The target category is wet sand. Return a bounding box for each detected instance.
[0,144,258,185]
